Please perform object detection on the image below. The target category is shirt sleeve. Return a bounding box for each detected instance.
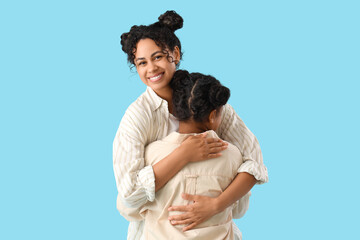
[232,191,251,219]
[217,104,269,184]
[116,192,147,221]
[113,105,156,208]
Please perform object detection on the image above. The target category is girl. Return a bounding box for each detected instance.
[118,70,253,240]
[113,10,268,240]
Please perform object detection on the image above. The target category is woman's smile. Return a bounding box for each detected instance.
[134,38,180,98]
[148,72,164,82]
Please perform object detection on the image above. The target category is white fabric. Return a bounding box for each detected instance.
[113,87,268,239]
[118,130,250,239]
[168,113,179,134]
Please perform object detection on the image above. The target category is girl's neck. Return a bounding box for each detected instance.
[178,120,210,134]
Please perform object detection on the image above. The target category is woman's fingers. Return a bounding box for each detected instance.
[168,205,188,212]
[170,218,193,226]
[207,139,227,153]
[207,141,226,148]
[180,135,227,162]
[207,144,227,156]
[168,212,189,221]
[208,146,227,154]
[207,153,222,158]
[168,193,218,231]
[182,193,198,201]
[182,222,198,232]
[204,136,219,143]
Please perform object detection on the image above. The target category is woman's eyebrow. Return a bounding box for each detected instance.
[135,57,145,62]
[151,51,163,57]
[135,51,163,62]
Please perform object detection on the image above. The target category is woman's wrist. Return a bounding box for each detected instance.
[213,197,225,214]
[176,144,192,164]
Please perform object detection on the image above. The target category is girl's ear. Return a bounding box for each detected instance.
[208,109,217,124]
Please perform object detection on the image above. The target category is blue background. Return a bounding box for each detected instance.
[1,0,359,239]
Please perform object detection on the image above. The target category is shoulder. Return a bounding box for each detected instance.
[222,141,243,168]
[207,130,242,160]
[127,90,155,114]
[221,104,244,123]
[223,141,242,159]
[217,103,252,140]
[145,139,179,165]
[120,90,156,125]
[115,90,158,142]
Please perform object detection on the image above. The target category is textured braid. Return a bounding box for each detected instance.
[171,70,230,122]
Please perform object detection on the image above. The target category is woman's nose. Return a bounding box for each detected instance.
[147,61,158,73]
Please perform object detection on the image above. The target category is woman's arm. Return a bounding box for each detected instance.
[113,126,153,208]
[214,172,256,214]
[114,105,227,208]
[153,133,227,191]
[218,104,268,184]
[167,173,256,231]
[167,104,268,230]
[116,132,228,221]
[231,189,251,219]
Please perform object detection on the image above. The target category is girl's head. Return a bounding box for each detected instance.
[121,11,183,96]
[171,70,230,131]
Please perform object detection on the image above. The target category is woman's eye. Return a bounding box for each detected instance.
[154,55,163,60]
[138,61,146,66]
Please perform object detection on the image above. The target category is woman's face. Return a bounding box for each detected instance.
[134,38,180,96]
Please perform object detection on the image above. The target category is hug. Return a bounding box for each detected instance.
[113,10,268,240]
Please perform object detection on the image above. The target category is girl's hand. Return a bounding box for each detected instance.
[179,133,228,163]
[167,193,220,232]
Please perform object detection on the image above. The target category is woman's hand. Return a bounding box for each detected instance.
[167,193,220,232]
[179,133,228,163]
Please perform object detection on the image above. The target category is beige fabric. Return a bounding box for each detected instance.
[118,130,247,240]
[113,87,267,239]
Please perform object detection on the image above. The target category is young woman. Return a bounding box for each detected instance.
[113,10,268,240]
[118,70,253,240]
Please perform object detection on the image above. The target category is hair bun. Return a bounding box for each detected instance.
[120,32,130,52]
[171,70,192,121]
[209,84,230,107]
[173,69,190,82]
[158,10,183,32]
[170,70,190,89]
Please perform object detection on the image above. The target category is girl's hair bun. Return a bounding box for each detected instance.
[171,70,230,122]
[171,69,191,86]
[158,10,183,32]
[209,85,230,107]
[171,70,193,121]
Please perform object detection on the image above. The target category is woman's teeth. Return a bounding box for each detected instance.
[149,73,163,81]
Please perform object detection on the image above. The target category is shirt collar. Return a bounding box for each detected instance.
[162,130,219,144]
[146,87,165,111]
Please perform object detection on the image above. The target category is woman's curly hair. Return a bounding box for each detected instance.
[121,10,183,67]
[171,70,230,122]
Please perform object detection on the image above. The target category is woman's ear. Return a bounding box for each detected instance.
[173,46,180,62]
